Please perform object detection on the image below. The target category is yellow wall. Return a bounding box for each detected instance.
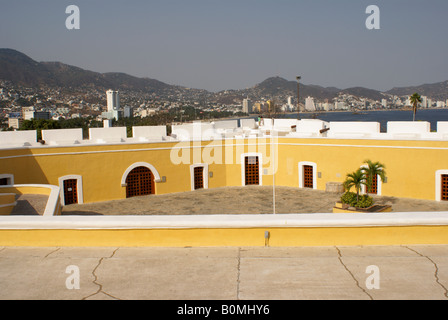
[1,225,448,247]
[0,194,16,215]
[1,137,448,204]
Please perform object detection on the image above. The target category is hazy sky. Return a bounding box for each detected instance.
[1,0,447,92]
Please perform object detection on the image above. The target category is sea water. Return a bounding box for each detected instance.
[282,109,448,132]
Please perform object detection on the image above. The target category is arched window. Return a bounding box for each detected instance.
[121,162,161,198]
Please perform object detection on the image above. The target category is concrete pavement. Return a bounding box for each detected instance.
[1,245,448,300]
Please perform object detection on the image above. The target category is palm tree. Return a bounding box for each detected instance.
[344,169,367,203]
[410,93,422,121]
[361,160,386,194]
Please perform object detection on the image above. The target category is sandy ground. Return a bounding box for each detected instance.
[11,194,48,216]
[61,186,448,216]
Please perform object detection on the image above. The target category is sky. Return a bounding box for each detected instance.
[1,0,447,92]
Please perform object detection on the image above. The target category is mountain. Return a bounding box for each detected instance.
[339,87,385,101]
[0,49,174,93]
[386,81,448,101]
[243,76,341,101]
[1,48,447,102]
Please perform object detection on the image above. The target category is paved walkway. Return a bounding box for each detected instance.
[1,245,448,300]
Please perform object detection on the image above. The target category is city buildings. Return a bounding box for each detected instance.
[305,97,316,111]
[102,89,121,120]
[242,98,253,114]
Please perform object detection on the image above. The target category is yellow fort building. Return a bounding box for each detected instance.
[2,118,448,247]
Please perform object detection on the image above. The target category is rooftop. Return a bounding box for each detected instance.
[2,118,448,149]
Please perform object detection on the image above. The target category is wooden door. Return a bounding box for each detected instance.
[442,174,448,201]
[366,174,378,194]
[194,166,204,190]
[63,179,78,205]
[303,165,314,189]
[126,167,155,198]
[245,156,259,186]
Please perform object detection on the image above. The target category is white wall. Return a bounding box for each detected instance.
[273,119,298,130]
[172,122,217,141]
[387,121,431,139]
[132,126,167,142]
[214,120,238,130]
[292,120,328,137]
[387,121,430,134]
[89,127,127,143]
[240,119,256,129]
[327,122,380,138]
[42,128,83,145]
[0,131,37,147]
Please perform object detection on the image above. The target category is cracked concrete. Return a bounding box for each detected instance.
[82,248,120,300]
[1,245,448,300]
[336,246,373,300]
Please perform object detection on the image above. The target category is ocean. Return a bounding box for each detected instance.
[280,109,448,132]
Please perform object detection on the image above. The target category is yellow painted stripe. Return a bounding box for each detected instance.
[1,226,448,247]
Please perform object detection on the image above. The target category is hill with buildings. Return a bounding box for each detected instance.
[1,48,447,107]
[386,81,448,101]
[0,48,204,96]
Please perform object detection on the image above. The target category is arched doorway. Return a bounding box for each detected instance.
[126,166,155,198]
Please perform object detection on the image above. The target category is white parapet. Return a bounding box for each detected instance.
[327,121,381,139]
[214,120,239,131]
[273,119,299,132]
[131,126,167,142]
[240,118,257,130]
[42,128,83,146]
[288,119,328,138]
[2,212,448,230]
[89,127,127,144]
[172,122,217,141]
[387,121,430,139]
[0,131,37,148]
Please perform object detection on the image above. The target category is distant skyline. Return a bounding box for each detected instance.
[1,0,447,92]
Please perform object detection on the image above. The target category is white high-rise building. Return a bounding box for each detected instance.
[305,96,316,111]
[242,98,253,114]
[106,90,120,112]
[421,96,428,108]
[287,96,294,111]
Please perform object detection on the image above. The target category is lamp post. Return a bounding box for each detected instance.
[296,76,301,120]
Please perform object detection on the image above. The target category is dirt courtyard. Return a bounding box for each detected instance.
[61,186,448,216]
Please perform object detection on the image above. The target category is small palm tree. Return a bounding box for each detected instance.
[361,160,386,194]
[344,169,367,203]
[410,93,422,121]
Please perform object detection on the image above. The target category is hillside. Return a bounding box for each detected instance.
[387,81,448,101]
[1,48,447,102]
[0,49,175,93]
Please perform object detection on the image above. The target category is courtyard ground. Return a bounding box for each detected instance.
[61,186,448,216]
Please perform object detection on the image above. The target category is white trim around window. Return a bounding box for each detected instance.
[0,174,14,185]
[190,164,209,191]
[298,161,317,190]
[121,162,162,187]
[58,175,84,206]
[435,170,448,202]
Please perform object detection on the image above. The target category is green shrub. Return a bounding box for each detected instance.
[341,192,357,206]
[356,195,374,208]
[340,192,374,208]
